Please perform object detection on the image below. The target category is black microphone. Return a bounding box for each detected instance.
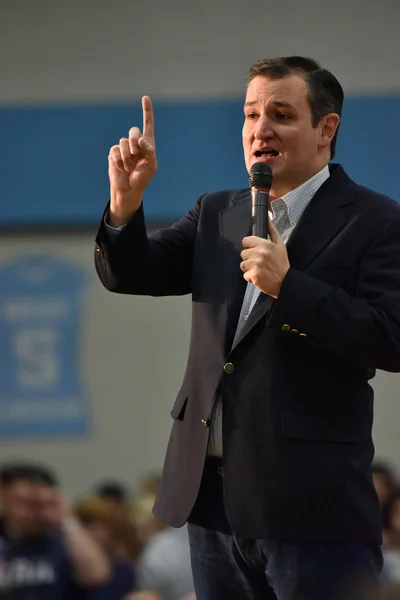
[249,162,273,239]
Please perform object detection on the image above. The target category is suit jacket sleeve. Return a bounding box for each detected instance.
[94,195,203,297]
[268,214,400,372]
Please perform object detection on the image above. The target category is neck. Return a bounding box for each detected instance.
[4,518,22,537]
[269,162,329,202]
[4,518,37,539]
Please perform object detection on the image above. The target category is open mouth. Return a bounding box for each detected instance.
[254,149,280,159]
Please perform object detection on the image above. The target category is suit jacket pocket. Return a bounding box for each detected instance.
[170,388,188,421]
[281,410,361,443]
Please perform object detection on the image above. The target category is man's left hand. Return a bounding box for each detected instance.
[241,220,290,299]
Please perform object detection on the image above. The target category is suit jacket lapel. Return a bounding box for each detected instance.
[219,190,251,343]
[286,165,354,270]
[219,165,355,352]
[219,191,276,351]
[230,291,274,351]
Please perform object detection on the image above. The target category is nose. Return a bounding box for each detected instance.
[254,115,274,140]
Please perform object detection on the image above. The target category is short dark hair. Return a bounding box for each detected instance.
[0,462,58,487]
[95,481,128,503]
[248,56,344,159]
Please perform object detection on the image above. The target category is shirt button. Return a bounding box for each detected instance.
[244,315,248,321]
[223,362,235,374]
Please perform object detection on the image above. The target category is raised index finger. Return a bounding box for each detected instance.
[142,95,155,140]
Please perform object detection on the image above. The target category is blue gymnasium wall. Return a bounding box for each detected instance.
[0,95,399,226]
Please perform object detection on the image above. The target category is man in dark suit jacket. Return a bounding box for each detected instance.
[94,56,400,600]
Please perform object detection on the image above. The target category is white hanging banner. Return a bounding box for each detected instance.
[0,255,90,437]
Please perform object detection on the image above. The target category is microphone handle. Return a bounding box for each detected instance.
[251,188,269,238]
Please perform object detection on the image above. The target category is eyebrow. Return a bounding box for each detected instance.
[244,100,296,110]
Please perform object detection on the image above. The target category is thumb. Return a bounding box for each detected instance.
[268,218,282,244]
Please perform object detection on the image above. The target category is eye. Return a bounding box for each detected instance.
[246,112,258,120]
[277,113,290,121]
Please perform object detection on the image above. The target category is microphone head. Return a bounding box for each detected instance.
[249,162,273,190]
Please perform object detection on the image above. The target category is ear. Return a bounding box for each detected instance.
[318,113,340,150]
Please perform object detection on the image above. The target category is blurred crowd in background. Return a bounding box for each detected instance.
[0,461,194,600]
[0,458,400,599]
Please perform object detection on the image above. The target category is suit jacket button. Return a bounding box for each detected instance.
[291,329,299,334]
[201,419,211,428]
[281,324,291,332]
[223,362,235,374]
[299,333,307,338]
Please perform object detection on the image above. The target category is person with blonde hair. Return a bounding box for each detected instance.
[74,495,136,600]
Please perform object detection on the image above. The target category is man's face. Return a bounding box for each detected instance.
[101,495,124,509]
[35,484,64,529]
[242,75,334,196]
[390,498,400,534]
[84,520,113,552]
[1,480,42,536]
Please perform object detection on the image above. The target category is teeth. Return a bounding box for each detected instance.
[255,150,277,157]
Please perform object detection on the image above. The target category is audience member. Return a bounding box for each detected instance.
[0,462,110,599]
[382,491,400,584]
[373,462,398,506]
[95,481,130,508]
[74,495,136,599]
[124,592,163,600]
[131,495,165,547]
[138,473,161,497]
[381,586,400,600]
[136,524,193,600]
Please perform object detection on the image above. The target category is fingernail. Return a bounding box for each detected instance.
[131,147,138,155]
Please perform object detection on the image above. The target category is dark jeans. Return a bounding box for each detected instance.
[188,458,382,600]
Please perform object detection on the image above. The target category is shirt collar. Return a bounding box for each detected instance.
[269,164,330,227]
